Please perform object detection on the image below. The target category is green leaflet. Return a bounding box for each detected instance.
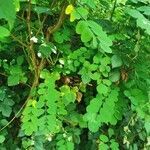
[0,135,5,144]
[84,89,120,132]
[39,42,54,57]
[88,21,112,53]
[7,60,27,86]
[0,87,15,117]
[13,0,20,12]
[76,20,112,53]
[111,55,122,68]
[145,122,150,134]
[98,134,119,150]
[56,138,74,150]
[78,53,111,84]
[80,0,96,9]
[34,6,51,14]
[72,7,89,20]
[0,27,10,39]
[138,6,150,15]
[76,21,93,43]
[97,83,109,95]
[0,0,16,29]
[126,8,150,35]
[100,135,109,142]
[124,89,149,119]
[63,47,93,74]
[60,85,76,106]
[109,70,120,82]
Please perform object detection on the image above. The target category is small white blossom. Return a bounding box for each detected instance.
[37,52,42,58]
[59,59,64,65]
[3,59,7,62]
[63,133,67,138]
[124,126,131,133]
[46,133,53,142]
[67,136,72,142]
[30,36,38,43]
[47,136,52,142]
[51,46,57,54]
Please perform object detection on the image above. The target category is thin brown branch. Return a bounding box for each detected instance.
[0,100,28,132]
[11,34,28,48]
[27,0,32,40]
[36,15,48,36]
[0,72,7,77]
[46,3,67,41]
[26,0,39,75]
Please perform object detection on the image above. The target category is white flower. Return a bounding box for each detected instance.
[67,136,72,142]
[30,36,38,43]
[46,133,53,142]
[59,59,65,65]
[37,52,42,58]
[47,136,52,142]
[51,46,57,54]
[3,59,7,62]
[63,133,67,138]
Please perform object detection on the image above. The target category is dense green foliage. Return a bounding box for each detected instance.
[0,0,150,149]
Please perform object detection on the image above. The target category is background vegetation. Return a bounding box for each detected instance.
[0,0,150,149]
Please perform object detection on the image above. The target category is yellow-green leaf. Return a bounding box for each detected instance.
[65,4,74,15]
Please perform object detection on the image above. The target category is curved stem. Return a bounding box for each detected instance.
[110,0,117,21]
